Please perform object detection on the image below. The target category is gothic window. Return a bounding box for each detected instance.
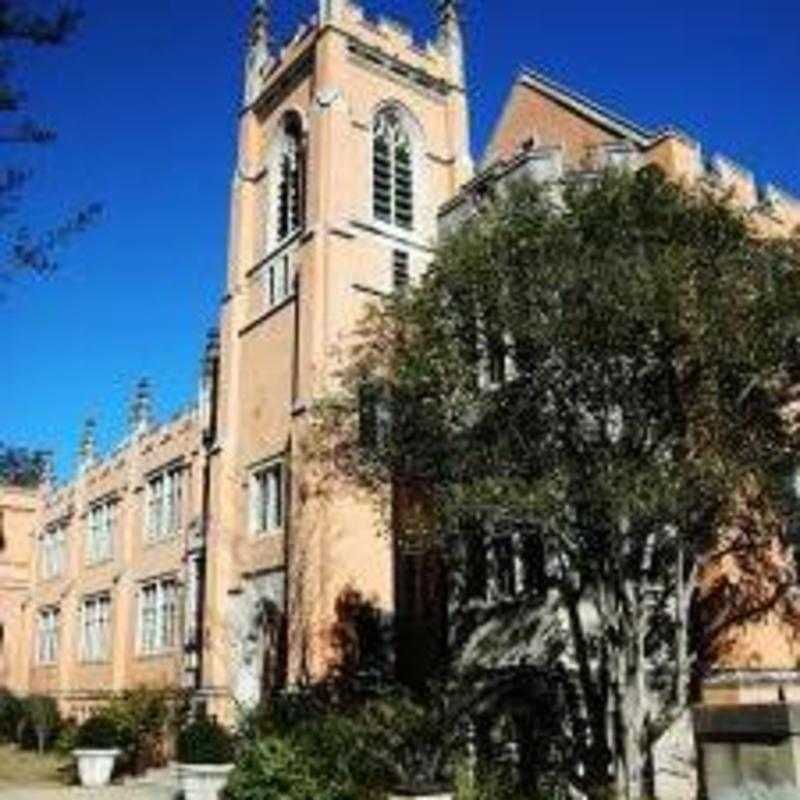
[276,113,304,243]
[373,107,414,230]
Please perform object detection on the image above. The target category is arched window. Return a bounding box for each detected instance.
[373,107,414,230]
[276,113,304,243]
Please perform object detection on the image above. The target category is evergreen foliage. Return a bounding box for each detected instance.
[75,713,124,750]
[177,717,235,765]
[0,442,48,486]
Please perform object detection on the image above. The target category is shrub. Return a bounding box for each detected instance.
[357,690,458,791]
[177,717,235,765]
[228,698,389,800]
[20,694,61,753]
[226,737,328,800]
[103,687,190,774]
[0,689,24,742]
[75,714,126,750]
[54,718,79,756]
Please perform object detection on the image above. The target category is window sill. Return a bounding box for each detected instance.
[350,217,433,251]
[86,557,114,569]
[239,293,296,338]
[136,651,179,662]
[252,528,284,539]
[35,663,58,670]
[143,532,181,549]
[246,229,306,279]
[38,575,66,585]
[79,659,111,666]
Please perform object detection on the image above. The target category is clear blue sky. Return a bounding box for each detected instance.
[3,0,798,479]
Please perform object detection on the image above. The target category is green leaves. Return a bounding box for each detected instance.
[313,166,800,797]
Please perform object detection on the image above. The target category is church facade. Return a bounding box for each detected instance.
[2,0,799,727]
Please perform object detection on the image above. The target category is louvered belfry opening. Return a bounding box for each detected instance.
[277,112,304,242]
[373,107,414,230]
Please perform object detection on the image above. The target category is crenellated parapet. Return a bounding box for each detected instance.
[244,0,466,114]
[486,67,797,240]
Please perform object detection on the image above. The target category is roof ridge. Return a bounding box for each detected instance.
[518,65,659,143]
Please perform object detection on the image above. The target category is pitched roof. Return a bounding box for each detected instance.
[518,66,659,146]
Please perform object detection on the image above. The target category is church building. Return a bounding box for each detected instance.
[1,0,799,749]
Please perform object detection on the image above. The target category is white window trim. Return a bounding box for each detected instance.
[36,607,60,666]
[145,464,185,543]
[137,575,180,657]
[371,105,422,234]
[249,457,286,537]
[80,593,112,664]
[263,253,296,311]
[87,499,115,565]
[40,523,67,581]
[265,113,305,253]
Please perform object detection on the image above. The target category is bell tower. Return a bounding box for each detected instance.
[203,0,473,705]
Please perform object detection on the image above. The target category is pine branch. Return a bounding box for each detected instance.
[0,2,82,46]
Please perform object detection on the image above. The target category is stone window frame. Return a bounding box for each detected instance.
[248,455,286,537]
[137,573,180,657]
[372,104,419,232]
[39,521,67,581]
[80,592,112,664]
[145,461,186,544]
[264,109,307,254]
[36,605,60,666]
[86,495,116,566]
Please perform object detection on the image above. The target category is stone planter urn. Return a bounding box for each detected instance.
[389,786,454,800]
[73,749,120,788]
[177,762,235,800]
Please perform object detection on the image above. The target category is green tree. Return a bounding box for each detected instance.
[0,1,100,286]
[0,442,48,486]
[312,167,800,800]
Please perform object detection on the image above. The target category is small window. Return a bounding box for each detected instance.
[146,465,185,542]
[250,460,285,535]
[40,524,67,580]
[36,607,60,665]
[87,499,115,565]
[139,576,179,656]
[392,250,410,292]
[373,108,414,230]
[80,594,111,663]
[265,254,295,310]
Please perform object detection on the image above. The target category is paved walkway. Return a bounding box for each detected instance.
[0,768,178,800]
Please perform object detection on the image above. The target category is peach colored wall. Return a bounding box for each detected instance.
[205,3,471,705]
[0,486,37,693]
[17,410,202,715]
